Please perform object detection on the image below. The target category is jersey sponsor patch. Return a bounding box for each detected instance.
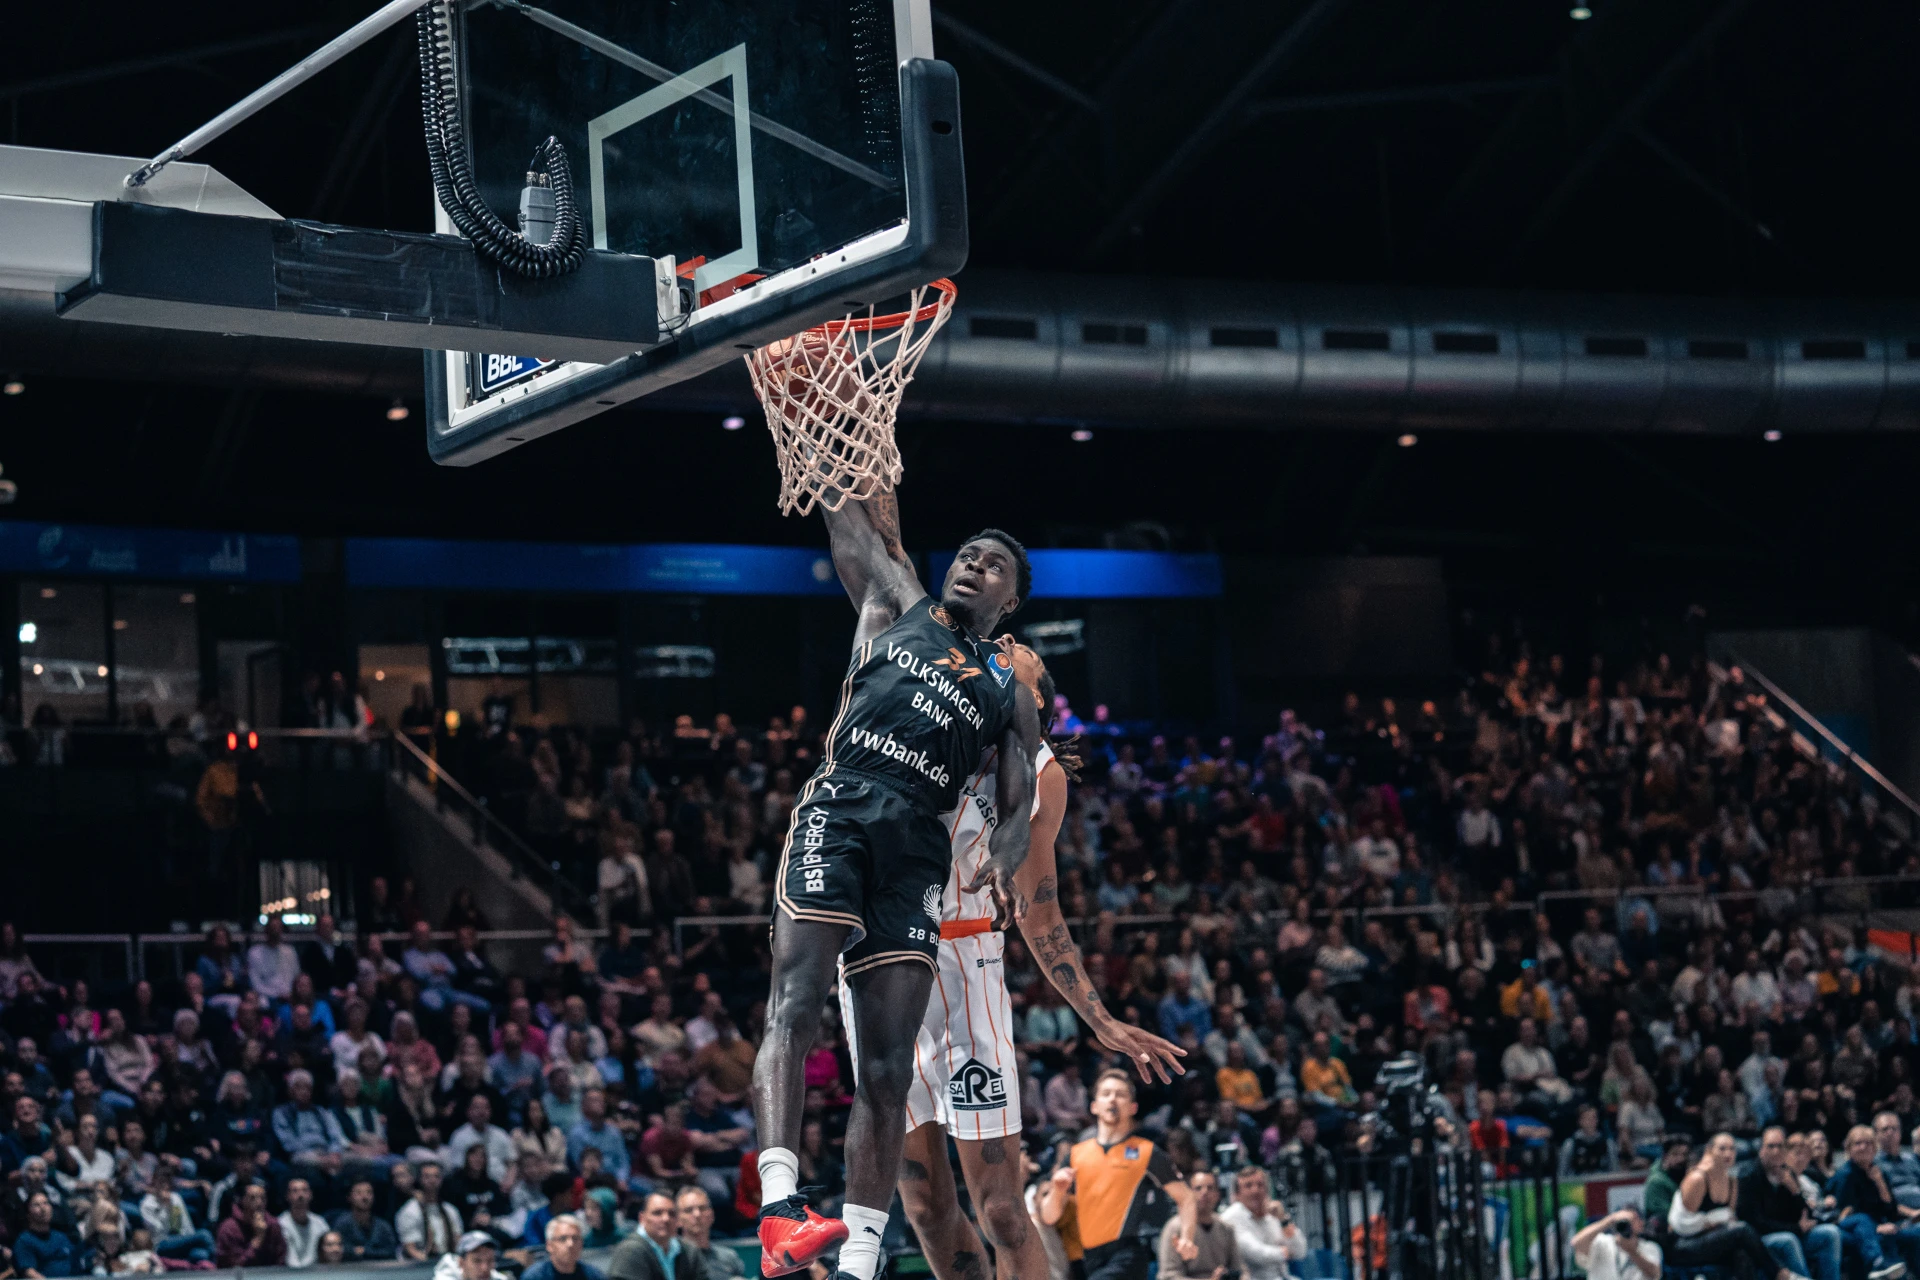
[949,1058,1008,1112]
[987,650,1015,687]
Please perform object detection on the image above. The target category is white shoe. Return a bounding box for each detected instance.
[1869,1264,1907,1280]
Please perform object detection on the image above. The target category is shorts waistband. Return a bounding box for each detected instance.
[939,917,995,941]
[807,763,944,810]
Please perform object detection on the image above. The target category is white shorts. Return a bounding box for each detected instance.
[840,926,1022,1141]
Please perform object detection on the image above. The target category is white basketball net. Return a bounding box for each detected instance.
[745,278,957,517]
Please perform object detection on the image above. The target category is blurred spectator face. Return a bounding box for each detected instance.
[642,1193,678,1244]
[287,1180,312,1214]
[1847,1127,1877,1167]
[320,1233,345,1264]
[1190,1172,1221,1217]
[349,1182,376,1215]
[1234,1166,1270,1213]
[420,1162,442,1196]
[467,1095,492,1129]
[461,1242,498,1280]
[1877,1113,1902,1152]
[547,1217,583,1267]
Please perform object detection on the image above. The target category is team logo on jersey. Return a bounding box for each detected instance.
[987,650,1015,688]
[930,605,958,631]
[922,884,943,922]
[932,647,983,681]
[1125,1146,1140,1160]
[949,1058,1007,1112]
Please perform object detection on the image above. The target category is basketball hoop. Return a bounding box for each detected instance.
[746,278,957,517]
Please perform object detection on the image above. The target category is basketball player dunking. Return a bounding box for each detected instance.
[753,483,1044,1280]
[852,646,1186,1280]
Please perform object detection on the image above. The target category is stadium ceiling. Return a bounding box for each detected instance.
[7,0,1920,586]
[7,0,1917,296]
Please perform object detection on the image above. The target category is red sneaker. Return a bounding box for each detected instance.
[759,1195,848,1277]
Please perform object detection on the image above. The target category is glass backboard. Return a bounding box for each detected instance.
[424,0,966,466]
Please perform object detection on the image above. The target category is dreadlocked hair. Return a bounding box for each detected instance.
[1033,667,1084,781]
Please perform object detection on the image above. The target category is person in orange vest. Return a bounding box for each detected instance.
[1038,1070,1198,1280]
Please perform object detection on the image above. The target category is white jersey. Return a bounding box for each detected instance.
[842,740,1059,1141]
[942,740,1056,923]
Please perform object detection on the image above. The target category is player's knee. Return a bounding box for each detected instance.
[860,1048,915,1108]
[895,1170,940,1225]
[976,1188,1031,1252]
[767,971,829,1033]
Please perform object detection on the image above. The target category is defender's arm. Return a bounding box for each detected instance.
[821,487,926,646]
[1016,770,1185,1084]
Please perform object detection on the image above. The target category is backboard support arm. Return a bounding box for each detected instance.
[126,0,427,189]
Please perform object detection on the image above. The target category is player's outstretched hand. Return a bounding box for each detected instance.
[1092,1019,1186,1085]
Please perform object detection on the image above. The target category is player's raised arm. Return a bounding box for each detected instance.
[1014,762,1185,1085]
[820,486,927,646]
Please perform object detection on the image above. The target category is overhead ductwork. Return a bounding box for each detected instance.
[907,271,1920,433]
[7,263,1920,433]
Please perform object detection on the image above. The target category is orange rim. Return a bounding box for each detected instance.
[813,278,957,335]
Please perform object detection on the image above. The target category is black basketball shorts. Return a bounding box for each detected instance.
[774,769,951,975]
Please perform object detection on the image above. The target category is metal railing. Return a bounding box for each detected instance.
[24,926,651,988]
[1715,654,1920,837]
[670,911,1181,953]
[386,727,595,919]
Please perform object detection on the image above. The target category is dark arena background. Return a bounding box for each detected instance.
[5,3,1920,1279]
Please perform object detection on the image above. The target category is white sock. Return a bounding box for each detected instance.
[759,1147,799,1206]
[837,1203,890,1280]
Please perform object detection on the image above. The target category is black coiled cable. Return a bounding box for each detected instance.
[416,0,588,277]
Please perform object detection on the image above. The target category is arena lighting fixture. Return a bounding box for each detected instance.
[1398,432,1418,447]
[113,618,128,630]
[1570,5,1592,17]
[39,587,55,599]
[386,398,411,422]
[1070,428,1093,442]
[722,415,746,431]
[31,664,43,676]
[96,664,108,677]
[374,669,386,681]
[180,593,196,605]
[2,379,22,396]
[1764,429,1784,442]
[17,622,35,644]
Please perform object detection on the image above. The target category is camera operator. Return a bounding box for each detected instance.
[1159,1170,1241,1280]
[1571,1209,1661,1280]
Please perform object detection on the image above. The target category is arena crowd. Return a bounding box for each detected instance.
[4,643,1920,1280]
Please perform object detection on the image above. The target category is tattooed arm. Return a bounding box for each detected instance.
[820,487,927,647]
[1014,766,1186,1084]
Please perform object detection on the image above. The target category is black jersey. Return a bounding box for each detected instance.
[818,596,1022,813]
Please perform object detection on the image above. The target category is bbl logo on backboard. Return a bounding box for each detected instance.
[949,1058,1007,1112]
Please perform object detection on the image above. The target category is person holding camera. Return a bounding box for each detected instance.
[1571,1209,1661,1280]
[1218,1166,1306,1280]
[1159,1170,1241,1280]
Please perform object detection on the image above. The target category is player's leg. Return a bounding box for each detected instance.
[898,1122,990,1280]
[840,956,938,1280]
[954,1133,1048,1280]
[754,912,853,1275]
